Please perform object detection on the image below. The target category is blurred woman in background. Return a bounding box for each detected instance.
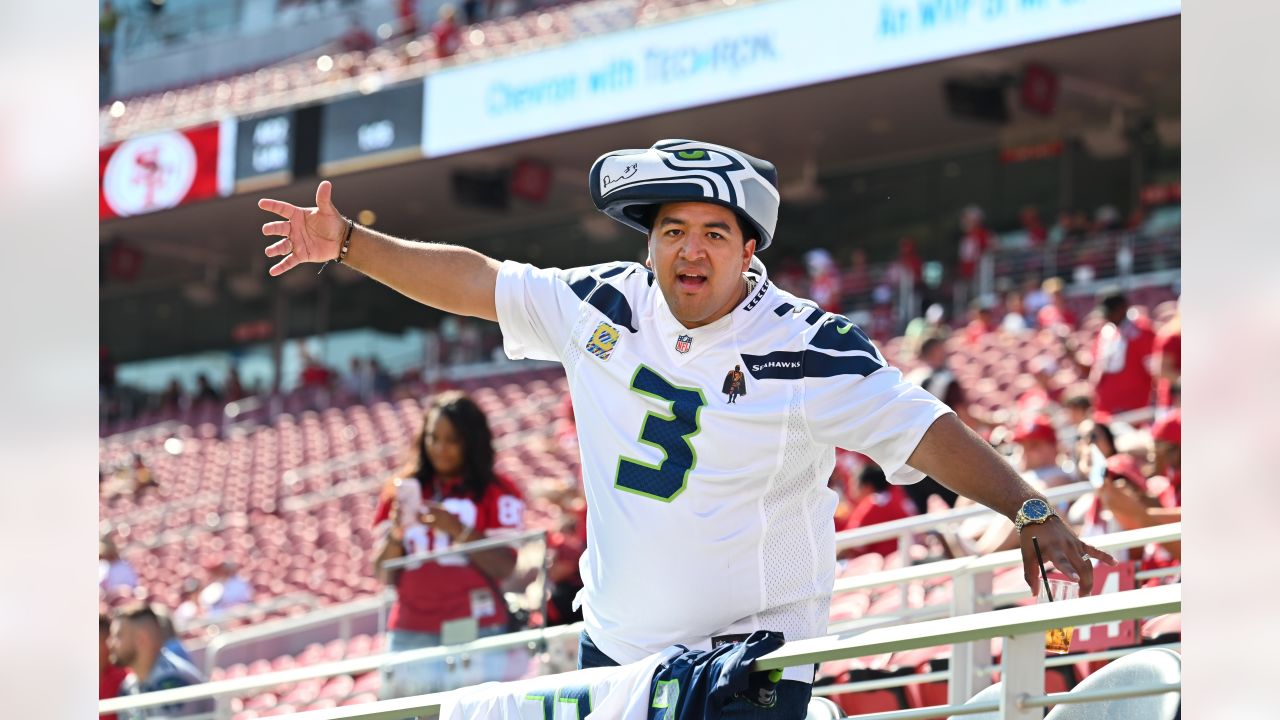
[372,391,526,698]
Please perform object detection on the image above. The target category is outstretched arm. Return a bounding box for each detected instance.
[260,180,500,321]
[906,413,1116,595]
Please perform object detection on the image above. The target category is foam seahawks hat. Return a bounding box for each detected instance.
[588,139,781,251]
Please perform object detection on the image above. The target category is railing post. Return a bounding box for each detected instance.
[897,530,912,609]
[1000,632,1044,720]
[948,569,993,706]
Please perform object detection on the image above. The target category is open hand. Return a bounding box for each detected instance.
[1020,517,1116,596]
[259,180,347,276]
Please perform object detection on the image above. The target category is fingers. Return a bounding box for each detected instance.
[258,198,296,218]
[1074,553,1096,596]
[1020,536,1038,592]
[264,237,292,258]
[262,220,290,237]
[1049,546,1079,584]
[316,180,335,213]
[1084,542,1118,566]
[268,254,302,277]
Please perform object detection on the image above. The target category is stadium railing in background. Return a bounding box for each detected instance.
[98,524,1179,718]
[101,585,1179,719]
[827,522,1180,706]
[200,529,549,675]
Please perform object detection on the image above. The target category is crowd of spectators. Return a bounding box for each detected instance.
[831,281,1181,585]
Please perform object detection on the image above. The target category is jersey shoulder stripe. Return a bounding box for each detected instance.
[740,349,883,380]
[809,314,879,355]
[555,262,645,333]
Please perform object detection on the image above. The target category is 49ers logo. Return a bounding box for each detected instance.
[102,131,198,217]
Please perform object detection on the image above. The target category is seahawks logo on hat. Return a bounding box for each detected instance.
[589,139,781,250]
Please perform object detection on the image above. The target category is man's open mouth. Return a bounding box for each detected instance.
[676,272,708,291]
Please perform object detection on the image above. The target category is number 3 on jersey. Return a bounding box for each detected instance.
[615,365,706,502]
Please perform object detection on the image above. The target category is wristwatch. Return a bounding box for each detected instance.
[1013,498,1056,532]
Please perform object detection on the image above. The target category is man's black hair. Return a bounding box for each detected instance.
[859,464,890,493]
[114,602,160,629]
[919,336,946,359]
[639,204,759,244]
[1064,394,1092,411]
[1099,291,1128,317]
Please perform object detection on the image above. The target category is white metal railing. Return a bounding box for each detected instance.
[98,524,1177,717]
[184,591,322,634]
[379,529,548,572]
[100,622,586,718]
[102,585,1177,719]
[832,522,1180,705]
[754,584,1180,720]
[202,530,550,673]
[833,481,1094,555]
[99,418,183,445]
[202,593,391,676]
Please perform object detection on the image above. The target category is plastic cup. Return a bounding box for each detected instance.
[1038,577,1079,654]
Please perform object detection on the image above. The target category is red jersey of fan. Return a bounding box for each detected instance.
[958,227,992,279]
[373,474,525,634]
[100,664,128,720]
[1154,325,1181,409]
[1091,318,1156,414]
[839,487,913,558]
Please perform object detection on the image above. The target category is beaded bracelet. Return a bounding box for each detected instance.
[336,218,354,263]
[318,218,355,275]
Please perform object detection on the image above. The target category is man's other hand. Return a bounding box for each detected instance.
[1020,517,1116,595]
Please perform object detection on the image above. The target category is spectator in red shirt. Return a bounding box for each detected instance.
[957,205,991,282]
[1154,306,1181,413]
[372,391,526,697]
[397,0,418,38]
[1036,277,1077,331]
[1147,410,1181,506]
[1077,292,1156,415]
[431,3,462,58]
[838,464,915,559]
[895,237,924,286]
[805,248,842,313]
[1020,205,1048,246]
[1012,416,1076,490]
[99,613,128,720]
[339,14,375,53]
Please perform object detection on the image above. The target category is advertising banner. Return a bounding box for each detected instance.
[423,0,1179,156]
[319,81,425,175]
[99,123,231,220]
[233,111,296,192]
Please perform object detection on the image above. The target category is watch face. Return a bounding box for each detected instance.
[1024,499,1051,520]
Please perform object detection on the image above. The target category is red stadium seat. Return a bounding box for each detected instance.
[340,692,380,706]
[832,689,902,715]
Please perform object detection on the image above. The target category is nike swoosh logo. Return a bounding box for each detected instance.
[836,323,853,334]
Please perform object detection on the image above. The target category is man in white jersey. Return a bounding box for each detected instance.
[259,139,1113,716]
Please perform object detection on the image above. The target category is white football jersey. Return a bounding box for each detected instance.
[440,647,671,720]
[495,259,951,683]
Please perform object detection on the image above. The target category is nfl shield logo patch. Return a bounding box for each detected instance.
[675,334,693,354]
